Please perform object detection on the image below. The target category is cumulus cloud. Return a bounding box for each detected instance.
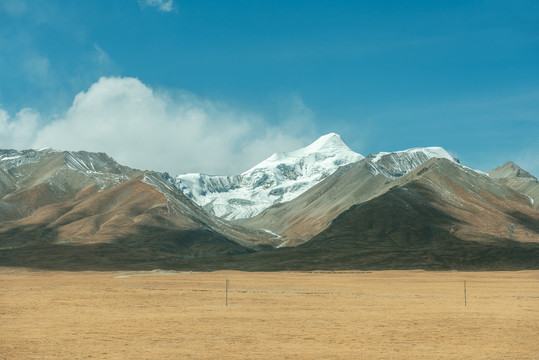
[23,76,312,175]
[0,108,40,149]
[138,0,174,12]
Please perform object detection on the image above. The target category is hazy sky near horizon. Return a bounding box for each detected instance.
[0,0,538,176]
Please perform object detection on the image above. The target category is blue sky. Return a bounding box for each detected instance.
[0,0,538,176]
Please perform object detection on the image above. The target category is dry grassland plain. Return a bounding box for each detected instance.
[1,269,538,359]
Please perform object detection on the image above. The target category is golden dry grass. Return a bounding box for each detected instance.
[1,268,538,359]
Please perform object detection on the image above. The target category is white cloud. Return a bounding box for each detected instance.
[25,76,311,175]
[0,108,39,149]
[138,0,174,12]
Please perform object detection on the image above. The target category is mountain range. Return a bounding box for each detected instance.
[0,134,538,270]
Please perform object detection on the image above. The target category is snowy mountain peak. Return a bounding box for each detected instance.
[245,133,360,174]
[301,132,348,153]
[367,146,457,178]
[176,133,364,220]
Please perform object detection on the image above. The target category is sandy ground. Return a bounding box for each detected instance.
[1,268,538,359]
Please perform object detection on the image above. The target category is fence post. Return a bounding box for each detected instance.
[464,280,467,307]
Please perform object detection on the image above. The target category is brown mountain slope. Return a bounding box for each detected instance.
[299,158,539,253]
[0,174,257,261]
[401,159,539,244]
[241,157,539,248]
[238,161,395,246]
[253,159,537,270]
[0,151,262,269]
[287,182,538,270]
[0,149,141,220]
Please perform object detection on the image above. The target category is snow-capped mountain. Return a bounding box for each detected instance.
[0,148,139,194]
[366,147,457,178]
[175,133,364,220]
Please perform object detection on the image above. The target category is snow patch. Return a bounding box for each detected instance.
[261,228,281,239]
[0,155,22,161]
